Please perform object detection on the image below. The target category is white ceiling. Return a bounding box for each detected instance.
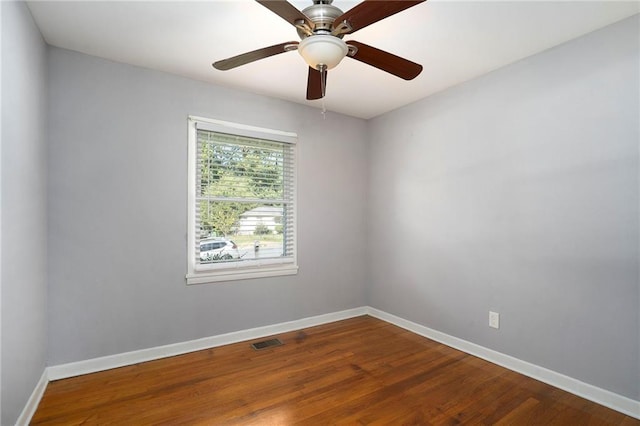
[27,1,639,119]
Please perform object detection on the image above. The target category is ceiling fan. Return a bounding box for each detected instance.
[212,0,425,100]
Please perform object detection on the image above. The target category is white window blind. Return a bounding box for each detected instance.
[187,117,297,284]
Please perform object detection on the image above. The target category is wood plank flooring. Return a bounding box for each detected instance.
[32,316,638,425]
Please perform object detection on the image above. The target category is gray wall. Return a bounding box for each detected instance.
[1,1,49,424]
[367,15,639,400]
[47,47,368,365]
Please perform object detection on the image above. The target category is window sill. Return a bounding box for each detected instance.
[186,264,298,285]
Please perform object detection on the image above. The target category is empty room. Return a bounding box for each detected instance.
[2,0,639,424]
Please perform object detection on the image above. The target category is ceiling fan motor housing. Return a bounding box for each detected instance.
[298,1,345,38]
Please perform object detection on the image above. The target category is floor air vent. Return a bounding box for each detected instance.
[251,338,283,350]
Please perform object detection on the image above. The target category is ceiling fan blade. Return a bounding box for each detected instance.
[333,0,425,35]
[213,42,298,71]
[256,0,314,31]
[347,41,422,80]
[307,67,327,100]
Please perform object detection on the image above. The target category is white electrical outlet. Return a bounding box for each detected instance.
[489,311,500,329]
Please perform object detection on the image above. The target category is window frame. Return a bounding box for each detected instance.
[186,116,298,285]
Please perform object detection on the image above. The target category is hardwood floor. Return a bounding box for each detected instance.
[32,316,638,425]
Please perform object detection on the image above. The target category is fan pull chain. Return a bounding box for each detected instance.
[319,64,327,119]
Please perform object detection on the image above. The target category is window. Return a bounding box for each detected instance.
[187,116,297,284]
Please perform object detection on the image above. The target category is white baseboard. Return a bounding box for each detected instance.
[47,306,368,381]
[15,369,48,426]
[366,307,640,419]
[33,305,639,423]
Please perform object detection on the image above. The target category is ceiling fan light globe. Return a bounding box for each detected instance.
[298,35,348,70]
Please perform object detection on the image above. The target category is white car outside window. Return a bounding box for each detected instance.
[199,239,240,262]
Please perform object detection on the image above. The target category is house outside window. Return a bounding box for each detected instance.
[187,116,297,284]
[237,206,283,235]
